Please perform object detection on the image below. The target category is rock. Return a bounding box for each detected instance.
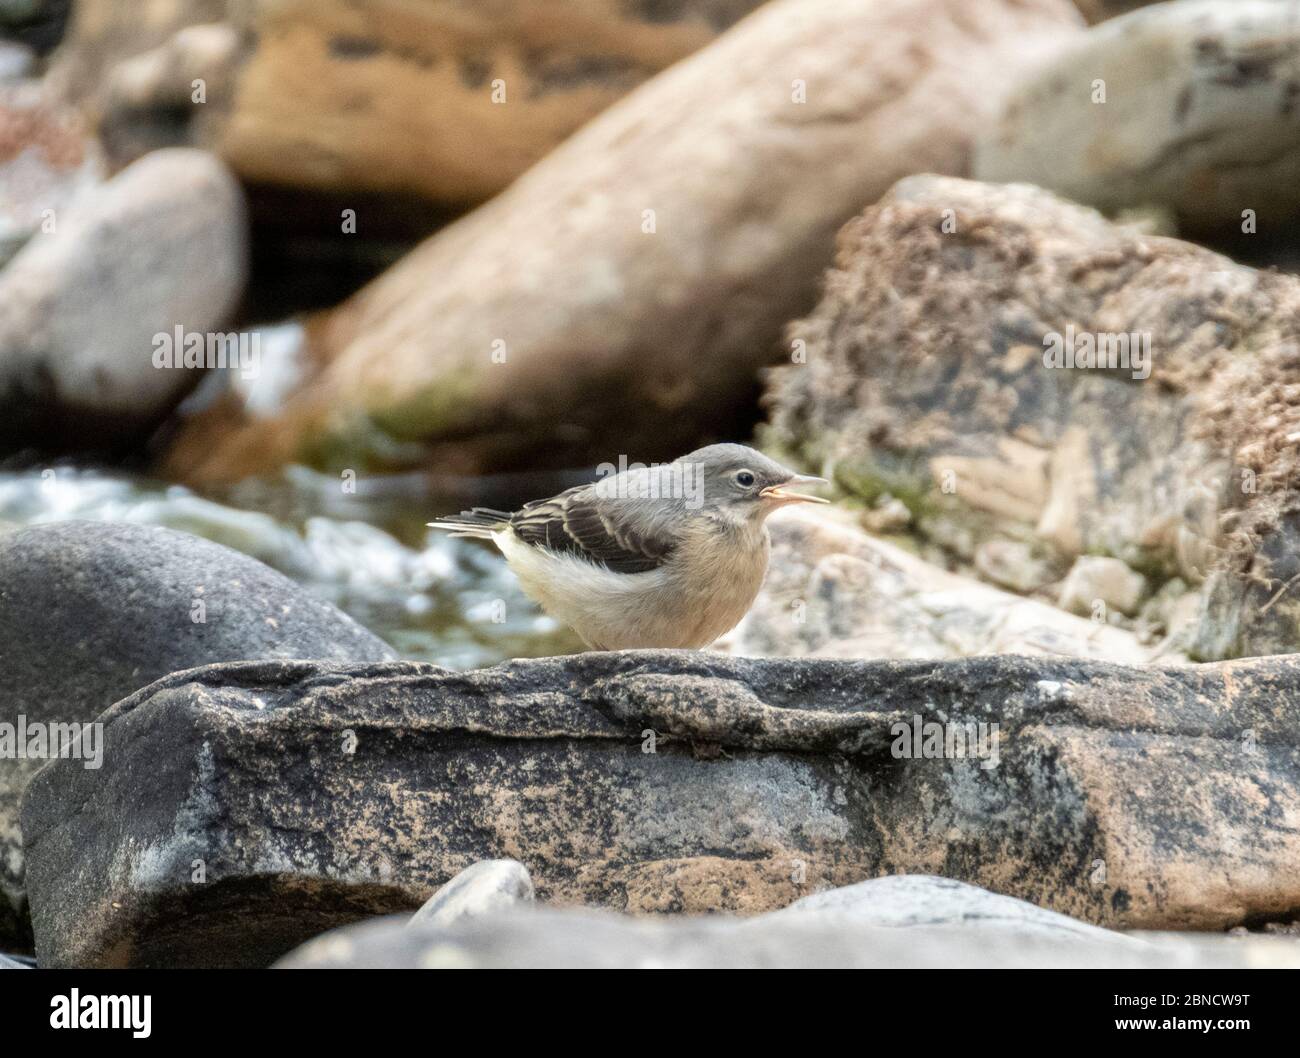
[727,506,1164,663]
[49,0,771,204]
[776,874,1134,942]
[764,174,1300,660]
[975,1,1300,237]
[276,900,1297,968]
[0,520,396,950]
[0,463,577,670]
[1059,556,1147,617]
[0,147,247,453]
[409,860,534,928]
[158,0,1083,486]
[973,538,1059,594]
[0,82,101,267]
[1135,578,1203,657]
[21,649,1300,967]
[862,494,912,535]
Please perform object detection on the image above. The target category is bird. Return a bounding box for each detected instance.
[428,443,829,651]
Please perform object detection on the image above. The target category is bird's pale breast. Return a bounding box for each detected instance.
[495,520,770,650]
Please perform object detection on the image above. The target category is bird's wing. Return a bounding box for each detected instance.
[510,486,675,574]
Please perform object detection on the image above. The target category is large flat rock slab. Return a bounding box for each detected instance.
[765,174,1300,660]
[20,650,1300,966]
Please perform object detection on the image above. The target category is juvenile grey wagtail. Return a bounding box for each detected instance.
[428,443,829,650]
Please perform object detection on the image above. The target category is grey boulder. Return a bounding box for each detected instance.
[277,882,1296,968]
[0,147,246,452]
[277,910,1149,970]
[975,0,1300,236]
[0,519,396,948]
[775,874,1134,942]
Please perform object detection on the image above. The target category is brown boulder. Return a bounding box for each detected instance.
[50,0,771,204]
[726,506,1176,664]
[159,0,1082,484]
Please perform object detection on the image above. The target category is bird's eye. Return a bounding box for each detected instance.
[734,470,756,488]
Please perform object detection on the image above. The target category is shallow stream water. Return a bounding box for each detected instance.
[0,465,582,668]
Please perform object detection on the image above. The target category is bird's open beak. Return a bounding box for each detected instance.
[760,474,830,506]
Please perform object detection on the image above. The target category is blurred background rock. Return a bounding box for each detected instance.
[4,0,1300,670]
[11,0,1300,968]
[45,0,775,312]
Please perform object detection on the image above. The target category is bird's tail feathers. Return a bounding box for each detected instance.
[426,507,512,540]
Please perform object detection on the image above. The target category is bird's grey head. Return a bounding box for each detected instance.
[675,443,828,524]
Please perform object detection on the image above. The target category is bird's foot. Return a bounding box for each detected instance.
[690,740,731,761]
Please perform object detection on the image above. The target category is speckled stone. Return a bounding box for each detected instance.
[21,649,1300,966]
